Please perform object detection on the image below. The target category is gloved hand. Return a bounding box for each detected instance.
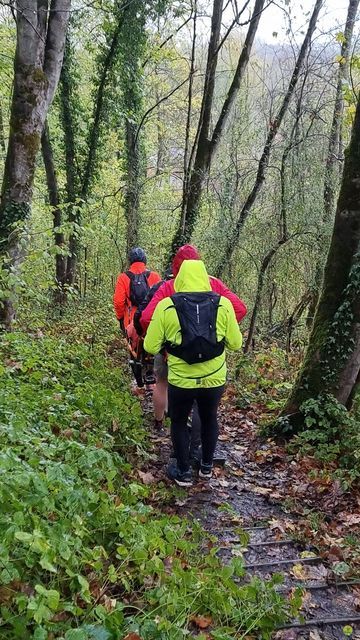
[119,318,125,334]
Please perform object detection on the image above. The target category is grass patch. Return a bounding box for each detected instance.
[0,320,298,639]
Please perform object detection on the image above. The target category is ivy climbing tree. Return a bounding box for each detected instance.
[0,0,70,328]
[282,89,360,425]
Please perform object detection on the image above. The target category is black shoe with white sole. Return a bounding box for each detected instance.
[199,462,213,479]
[166,461,193,487]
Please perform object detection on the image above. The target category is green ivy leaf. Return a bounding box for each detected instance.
[65,629,89,640]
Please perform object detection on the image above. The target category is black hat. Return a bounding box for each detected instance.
[129,247,147,265]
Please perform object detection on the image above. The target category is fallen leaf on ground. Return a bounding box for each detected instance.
[291,562,328,582]
[138,470,156,485]
[217,479,230,487]
[291,563,308,580]
[252,486,272,495]
[338,513,360,526]
[191,615,212,629]
[300,551,318,559]
[306,563,328,581]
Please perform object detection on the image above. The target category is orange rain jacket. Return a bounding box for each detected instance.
[113,261,161,329]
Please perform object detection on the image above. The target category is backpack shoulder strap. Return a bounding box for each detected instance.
[126,270,134,281]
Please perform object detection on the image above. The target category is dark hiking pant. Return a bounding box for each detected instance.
[189,401,201,456]
[168,384,225,473]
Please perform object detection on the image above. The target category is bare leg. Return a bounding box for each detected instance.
[153,379,168,421]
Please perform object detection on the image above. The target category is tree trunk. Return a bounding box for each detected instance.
[60,9,128,288]
[58,36,81,288]
[0,101,5,152]
[41,121,67,304]
[124,118,141,253]
[215,0,323,277]
[323,0,359,222]
[0,0,70,328]
[244,240,287,353]
[170,0,265,254]
[307,0,359,325]
[283,92,360,421]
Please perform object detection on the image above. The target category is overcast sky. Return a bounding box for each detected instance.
[255,0,356,43]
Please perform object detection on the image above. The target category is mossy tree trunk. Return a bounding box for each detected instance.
[0,101,5,152]
[307,0,359,327]
[0,0,70,328]
[124,118,141,254]
[56,9,128,290]
[283,93,360,421]
[58,35,81,289]
[41,120,67,304]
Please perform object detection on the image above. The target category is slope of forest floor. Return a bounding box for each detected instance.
[1,309,360,640]
[143,389,360,640]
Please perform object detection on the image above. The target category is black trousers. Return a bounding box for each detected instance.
[189,401,201,455]
[168,384,225,472]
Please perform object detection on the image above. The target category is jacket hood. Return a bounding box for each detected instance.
[172,244,200,276]
[174,260,211,293]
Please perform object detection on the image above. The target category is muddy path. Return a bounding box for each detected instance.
[142,395,360,640]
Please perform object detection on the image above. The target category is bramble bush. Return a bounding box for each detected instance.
[0,318,297,638]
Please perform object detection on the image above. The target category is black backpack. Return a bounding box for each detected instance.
[126,270,151,307]
[165,292,225,365]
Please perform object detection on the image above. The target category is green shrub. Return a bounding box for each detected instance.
[288,394,360,486]
[0,330,297,638]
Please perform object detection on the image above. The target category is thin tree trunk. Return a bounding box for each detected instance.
[0,101,5,153]
[182,0,197,215]
[215,0,323,277]
[41,120,67,304]
[58,36,80,288]
[61,7,128,287]
[324,0,359,222]
[244,240,288,353]
[0,0,70,328]
[283,92,360,422]
[285,290,313,352]
[124,118,141,253]
[307,0,359,326]
[171,0,266,254]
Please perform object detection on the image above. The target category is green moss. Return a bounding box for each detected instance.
[22,131,40,157]
[32,67,47,85]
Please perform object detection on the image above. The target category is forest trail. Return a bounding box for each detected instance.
[139,391,360,640]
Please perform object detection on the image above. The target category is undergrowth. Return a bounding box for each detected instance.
[287,394,360,488]
[0,310,297,639]
[233,346,299,413]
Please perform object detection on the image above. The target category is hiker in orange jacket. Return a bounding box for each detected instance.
[113,247,161,331]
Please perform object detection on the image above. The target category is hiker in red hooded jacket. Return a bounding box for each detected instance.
[139,245,247,334]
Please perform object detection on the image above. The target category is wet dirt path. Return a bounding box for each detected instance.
[145,397,360,640]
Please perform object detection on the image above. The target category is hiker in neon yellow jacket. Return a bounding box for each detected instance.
[144,260,242,487]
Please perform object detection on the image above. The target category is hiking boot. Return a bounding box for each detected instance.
[166,462,192,487]
[199,462,213,480]
[154,419,163,430]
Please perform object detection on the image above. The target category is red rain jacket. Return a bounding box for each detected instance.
[139,245,247,332]
[113,262,161,328]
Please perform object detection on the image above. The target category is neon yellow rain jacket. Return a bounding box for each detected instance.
[144,260,242,389]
